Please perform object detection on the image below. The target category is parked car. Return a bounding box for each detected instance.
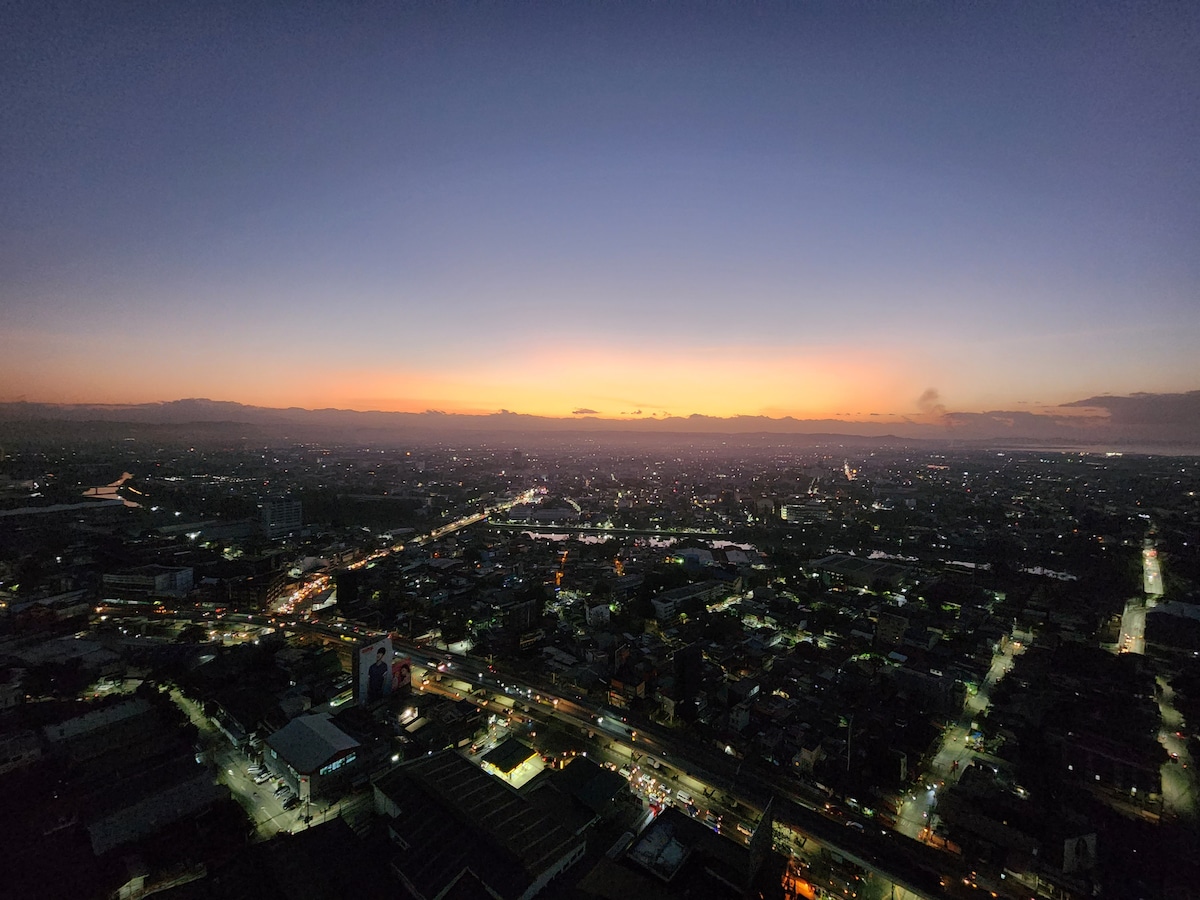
[254,773,271,784]
[283,796,300,810]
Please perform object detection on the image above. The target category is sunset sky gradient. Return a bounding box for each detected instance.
[3,1,1197,422]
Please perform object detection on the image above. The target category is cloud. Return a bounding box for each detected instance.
[1062,391,1200,426]
[572,407,599,416]
[917,388,946,417]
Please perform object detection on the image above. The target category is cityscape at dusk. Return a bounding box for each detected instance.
[2,3,1200,900]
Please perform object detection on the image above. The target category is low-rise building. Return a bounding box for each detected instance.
[102,565,194,598]
[264,712,361,802]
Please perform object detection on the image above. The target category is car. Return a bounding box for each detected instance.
[283,796,300,810]
[274,785,290,797]
[254,773,271,784]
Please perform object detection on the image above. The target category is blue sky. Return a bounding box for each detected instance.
[3,1,1197,421]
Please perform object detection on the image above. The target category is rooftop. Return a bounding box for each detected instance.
[265,712,359,774]
[481,737,538,774]
[376,750,583,883]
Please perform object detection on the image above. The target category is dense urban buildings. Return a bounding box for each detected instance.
[0,426,1197,899]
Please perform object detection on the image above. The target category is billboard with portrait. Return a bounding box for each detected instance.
[355,637,412,705]
[391,654,411,694]
[356,638,394,705]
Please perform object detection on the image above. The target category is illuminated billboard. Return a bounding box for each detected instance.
[391,654,411,693]
[355,637,411,705]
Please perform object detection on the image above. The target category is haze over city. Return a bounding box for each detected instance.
[3,1,1198,436]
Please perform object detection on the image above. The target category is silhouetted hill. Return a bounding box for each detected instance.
[0,394,1198,453]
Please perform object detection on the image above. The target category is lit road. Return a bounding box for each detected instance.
[489,521,732,539]
[1116,541,1162,659]
[268,488,535,615]
[1118,598,1147,655]
[1143,545,1164,597]
[1157,676,1197,822]
[169,685,373,840]
[895,640,1020,850]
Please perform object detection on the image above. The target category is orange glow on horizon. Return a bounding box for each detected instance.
[324,344,922,420]
[0,328,1130,423]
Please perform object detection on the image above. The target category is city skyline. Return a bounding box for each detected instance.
[3,2,1198,426]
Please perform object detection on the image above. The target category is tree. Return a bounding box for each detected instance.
[702,611,743,643]
[14,548,54,595]
[176,624,206,644]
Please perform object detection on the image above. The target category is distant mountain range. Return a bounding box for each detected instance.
[1,393,1198,452]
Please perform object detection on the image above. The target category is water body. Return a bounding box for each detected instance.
[81,471,141,508]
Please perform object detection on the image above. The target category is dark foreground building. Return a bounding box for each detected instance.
[374,750,586,899]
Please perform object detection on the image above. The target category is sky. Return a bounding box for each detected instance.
[2,0,1198,425]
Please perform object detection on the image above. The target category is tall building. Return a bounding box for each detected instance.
[260,498,302,538]
[876,611,909,647]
